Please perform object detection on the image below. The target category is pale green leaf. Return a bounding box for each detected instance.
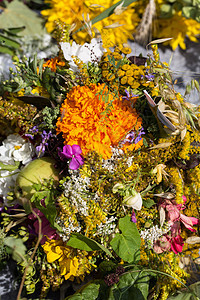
[0,0,46,36]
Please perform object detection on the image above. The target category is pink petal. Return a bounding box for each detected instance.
[76,154,84,166]
[69,158,80,170]
[171,235,184,254]
[167,205,180,222]
[180,214,198,232]
[71,144,82,155]
[63,145,73,158]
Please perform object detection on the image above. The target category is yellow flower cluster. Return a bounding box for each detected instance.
[101,49,155,94]
[42,238,95,281]
[41,0,140,45]
[41,0,200,49]
[155,11,200,50]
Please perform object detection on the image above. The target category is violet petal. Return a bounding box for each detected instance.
[69,158,80,170]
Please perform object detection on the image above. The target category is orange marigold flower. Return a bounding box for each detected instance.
[43,57,65,72]
[56,84,143,159]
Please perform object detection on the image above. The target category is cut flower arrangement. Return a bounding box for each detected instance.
[0,32,200,300]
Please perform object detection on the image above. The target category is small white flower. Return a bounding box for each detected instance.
[60,38,105,71]
[0,134,34,165]
[0,134,35,201]
[123,192,142,210]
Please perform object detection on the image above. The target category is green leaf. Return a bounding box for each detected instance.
[109,268,151,300]
[182,6,200,21]
[0,44,15,55]
[0,161,20,172]
[5,26,26,35]
[30,189,63,232]
[66,282,101,300]
[168,293,195,300]
[17,95,52,109]
[0,0,46,36]
[0,34,21,49]
[168,281,200,300]
[67,233,113,257]
[110,216,141,263]
[143,198,155,208]
[4,236,27,263]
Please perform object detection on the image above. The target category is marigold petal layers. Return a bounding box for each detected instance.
[56,83,143,159]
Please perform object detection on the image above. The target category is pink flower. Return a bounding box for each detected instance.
[180,214,199,232]
[170,235,184,254]
[154,235,171,254]
[166,204,180,222]
[60,144,84,170]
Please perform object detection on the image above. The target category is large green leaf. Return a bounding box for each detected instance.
[67,233,113,257]
[65,282,101,300]
[0,0,46,36]
[109,268,151,300]
[110,216,141,263]
[168,281,200,300]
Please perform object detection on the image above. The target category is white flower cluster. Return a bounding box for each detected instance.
[0,134,35,202]
[56,216,82,242]
[102,147,124,173]
[63,171,91,216]
[96,216,117,237]
[140,224,171,248]
[60,38,105,71]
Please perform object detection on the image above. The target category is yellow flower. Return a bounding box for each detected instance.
[41,0,140,45]
[42,239,94,280]
[31,86,49,98]
[152,164,169,184]
[155,11,200,50]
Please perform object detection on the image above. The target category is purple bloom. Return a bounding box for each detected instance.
[134,127,145,144]
[60,145,84,170]
[122,89,138,101]
[131,209,137,223]
[36,130,53,156]
[145,73,155,81]
[25,126,39,139]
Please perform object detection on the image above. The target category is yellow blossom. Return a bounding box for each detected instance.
[42,239,94,280]
[41,0,140,45]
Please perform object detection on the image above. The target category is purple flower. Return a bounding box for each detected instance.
[60,145,84,170]
[131,209,137,223]
[134,127,145,144]
[122,89,138,101]
[145,73,155,81]
[25,126,39,139]
[36,130,53,156]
